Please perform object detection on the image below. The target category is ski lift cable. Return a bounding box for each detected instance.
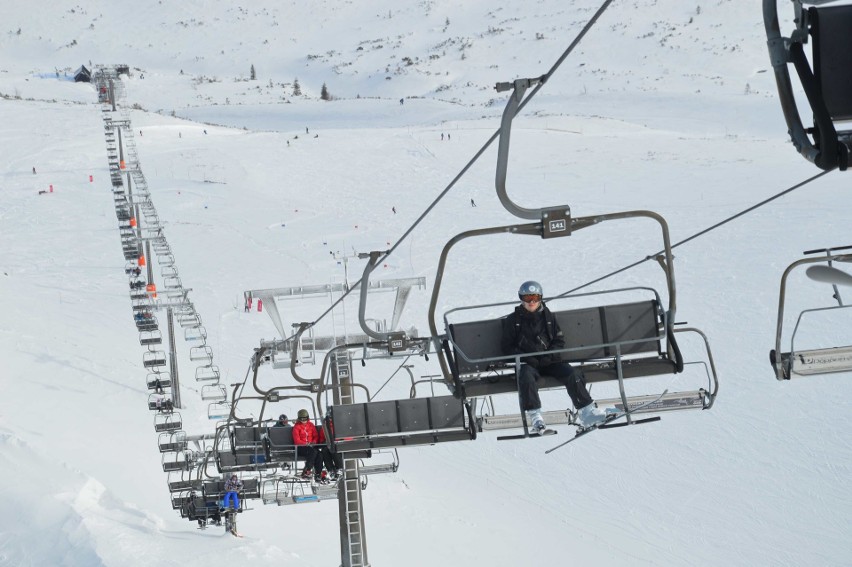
[556,168,836,298]
[286,0,617,343]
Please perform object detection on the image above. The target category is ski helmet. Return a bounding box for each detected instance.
[518,280,543,299]
[297,409,310,419]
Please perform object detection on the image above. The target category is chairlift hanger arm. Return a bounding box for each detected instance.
[357,251,389,341]
[763,0,849,170]
[495,76,563,221]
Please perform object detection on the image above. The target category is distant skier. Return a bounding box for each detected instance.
[441,133,444,141]
[399,98,404,105]
[392,206,396,214]
[501,280,610,434]
[470,198,476,207]
[32,167,36,174]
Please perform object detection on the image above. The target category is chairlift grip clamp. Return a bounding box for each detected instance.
[541,206,571,239]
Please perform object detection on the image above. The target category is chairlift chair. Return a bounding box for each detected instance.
[764,0,852,170]
[189,345,214,364]
[158,252,176,268]
[162,450,191,472]
[185,326,207,342]
[179,312,203,329]
[208,401,231,421]
[425,78,719,435]
[196,364,221,382]
[154,411,182,433]
[139,328,162,346]
[159,431,187,453]
[770,248,852,379]
[429,216,719,427]
[147,372,172,391]
[201,384,227,402]
[148,393,174,412]
[143,350,167,369]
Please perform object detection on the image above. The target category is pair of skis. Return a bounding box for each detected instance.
[544,389,667,454]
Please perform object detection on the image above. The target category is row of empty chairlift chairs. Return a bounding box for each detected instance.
[94,67,245,526]
[96,67,367,528]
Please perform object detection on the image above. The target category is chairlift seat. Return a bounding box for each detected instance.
[163,460,188,472]
[168,479,200,492]
[200,384,226,401]
[447,300,677,398]
[265,426,297,462]
[160,441,187,453]
[195,365,220,382]
[330,395,472,452]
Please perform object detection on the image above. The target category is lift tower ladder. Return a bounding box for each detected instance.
[332,351,370,567]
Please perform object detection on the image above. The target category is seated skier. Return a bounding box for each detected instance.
[501,280,610,434]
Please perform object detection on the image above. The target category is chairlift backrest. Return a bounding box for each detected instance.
[448,300,663,375]
[810,6,852,121]
[267,425,294,447]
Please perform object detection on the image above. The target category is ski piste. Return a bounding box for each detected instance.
[544,389,668,454]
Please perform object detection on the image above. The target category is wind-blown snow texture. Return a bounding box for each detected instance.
[1,1,851,566]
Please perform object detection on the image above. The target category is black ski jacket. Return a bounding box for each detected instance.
[500,302,565,369]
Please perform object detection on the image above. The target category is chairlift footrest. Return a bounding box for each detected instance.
[497,429,557,441]
[597,416,661,429]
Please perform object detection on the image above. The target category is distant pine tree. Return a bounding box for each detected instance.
[293,78,301,96]
[250,64,256,80]
[320,83,330,101]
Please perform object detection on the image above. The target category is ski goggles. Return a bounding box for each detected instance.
[520,294,542,304]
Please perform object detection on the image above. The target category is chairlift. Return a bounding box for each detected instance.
[185,326,207,342]
[179,312,203,329]
[208,401,231,420]
[154,411,182,433]
[770,246,852,379]
[139,328,162,346]
[162,450,192,472]
[196,364,221,382]
[148,393,174,412]
[157,431,188,453]
[143,350,167,369]
[329,396,475,452]
[201,384,227,402]
[189,345,214,364]
[136,317,158,332]
[130,290,148,301]
[426,77,718,437]
[147,372,172,391]
[131,297,152,311]
[165,468,198,491]
[158,252,176,268]
[764,0,852,170]
[163,276,182,290]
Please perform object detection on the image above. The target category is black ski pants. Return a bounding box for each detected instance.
[517,362,593,412]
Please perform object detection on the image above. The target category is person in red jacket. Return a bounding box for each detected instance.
[292,409,322,480]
